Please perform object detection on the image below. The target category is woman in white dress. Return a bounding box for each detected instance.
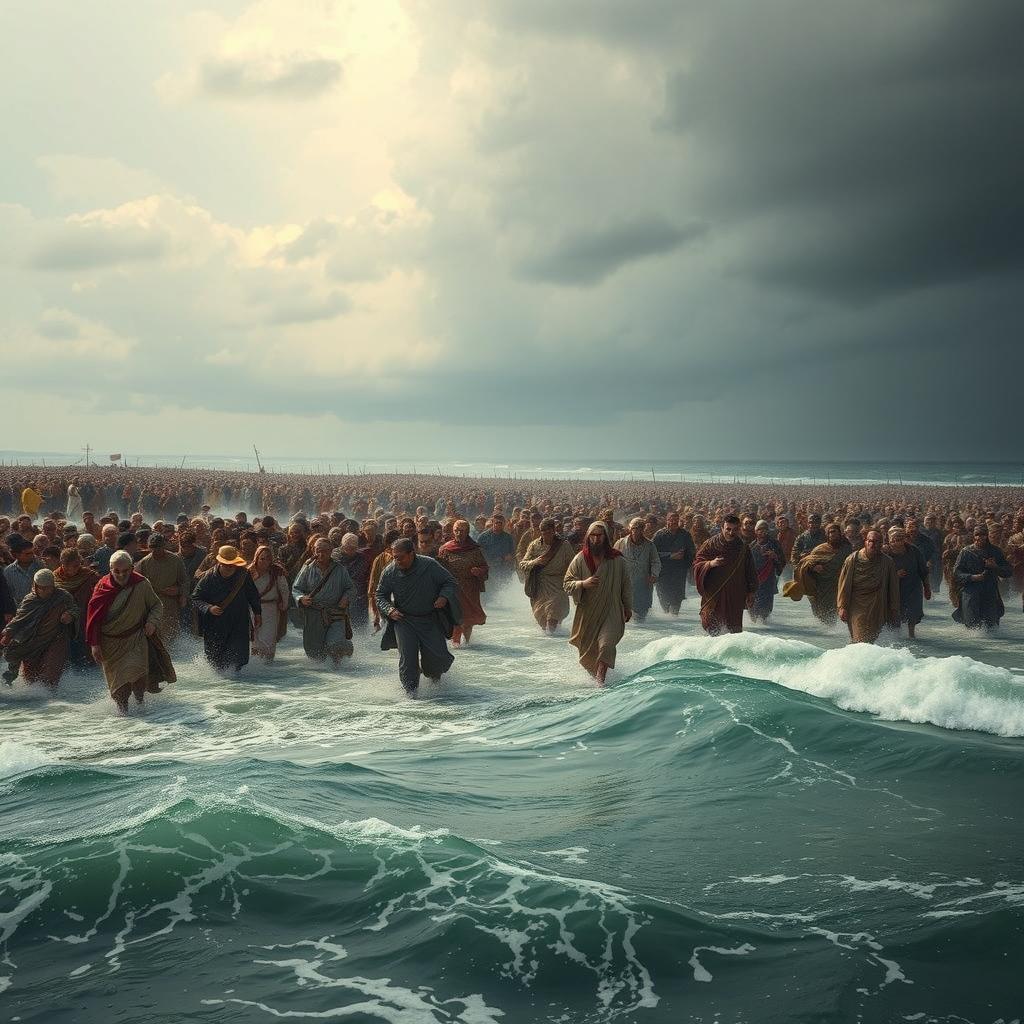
[248,545,289,661]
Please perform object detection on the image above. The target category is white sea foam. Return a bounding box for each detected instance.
[0,741,54,780]
[622,632,1024,737]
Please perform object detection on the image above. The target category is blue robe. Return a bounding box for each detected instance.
[952,544,1011,628]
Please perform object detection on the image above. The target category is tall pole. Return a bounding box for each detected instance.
[253,445,264,473]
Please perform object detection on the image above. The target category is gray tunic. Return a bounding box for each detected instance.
[613,537,661,619]
[375,556,461,691]
[293,560,355,659]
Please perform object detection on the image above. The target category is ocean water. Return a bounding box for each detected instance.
[2,584,1024,1023]
[3,451,1024,487]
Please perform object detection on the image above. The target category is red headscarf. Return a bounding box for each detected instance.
[582,521,622,574]
[85,571,144,646]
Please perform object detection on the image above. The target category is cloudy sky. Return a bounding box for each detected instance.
[1,0,1020,462]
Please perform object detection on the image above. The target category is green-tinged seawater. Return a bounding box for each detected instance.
[2,585,1024,1023]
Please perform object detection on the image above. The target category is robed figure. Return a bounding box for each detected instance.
[652,517,696,615]
[85,551,175,710]
[437,520,488,646]
[793,530,851,625]
[193,546,262,672]
[563,522,631,684]
[376,543,462,696]
[293,541,356,664]
[837,531,900,644]
[693,519,757,635]
[521,520,574,632]
[952,530,1012,629]
[1,569,78,687]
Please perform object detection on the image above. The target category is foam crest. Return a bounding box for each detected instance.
[622,632,1024,737]
[0,741,54,780]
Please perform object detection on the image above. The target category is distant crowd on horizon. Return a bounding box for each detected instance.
[2,463,1022,707]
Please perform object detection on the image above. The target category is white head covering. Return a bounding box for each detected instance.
[33,568,56,587]
[109,550,134,570]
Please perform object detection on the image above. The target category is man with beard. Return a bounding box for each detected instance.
[138,534,189,644]
[477,513,516,588]
[86,551,174,711]
[653,511,696,616]
[614,518,661,623]
[791,513,826,568]
[837,529,900,644]
[332,532,372,628]
[952,525,1012,630]
[192,546,262,673]
[563,522,631,685]
[521,517,575,633]
[693,515,757,635]
[885,526,930,639]
[376,538,461,696]
[294,537,355,666]
[566,515,589,551]
[793,522,851,626]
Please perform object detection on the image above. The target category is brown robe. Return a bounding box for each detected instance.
[138,551,188,643]
[3,588,77,686]
[693,536,757,635]
[54,565,99,647]
[521,537,574,627]
[438,545,488,627]
[837,551,900,644]
[795,541,851,625]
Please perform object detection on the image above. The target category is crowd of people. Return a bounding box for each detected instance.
[1,465,1022,707]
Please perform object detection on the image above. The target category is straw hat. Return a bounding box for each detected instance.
[215,544,247,567]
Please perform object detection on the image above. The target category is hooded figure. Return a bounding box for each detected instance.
[1,568,78,687]
[563,522,631,685]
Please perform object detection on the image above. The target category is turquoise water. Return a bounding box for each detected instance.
[3,587,1024,1023]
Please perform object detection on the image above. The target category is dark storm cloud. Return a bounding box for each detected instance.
[518,218,708,286]
[200,55,341,99]
[475,0,692,48]
[661,0,1024,302]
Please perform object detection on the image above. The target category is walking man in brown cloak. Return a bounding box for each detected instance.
[837,529,900,644]
[693,515,757,635]
[794,522,851,626]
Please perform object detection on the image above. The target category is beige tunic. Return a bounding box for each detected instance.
[250,570,290,656]
[98,578,163,695]
[521,538,574,627]
[837,551,900,644]
[564,552,632,674]
[138,552,188,643]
